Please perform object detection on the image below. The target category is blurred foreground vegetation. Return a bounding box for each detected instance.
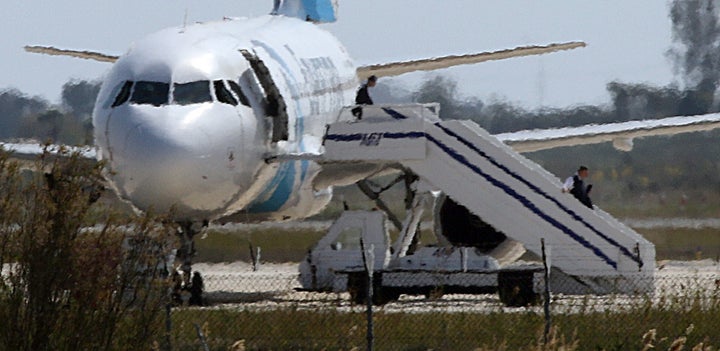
[0,148,175,351]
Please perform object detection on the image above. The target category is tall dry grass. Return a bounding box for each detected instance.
[0,146,176,351]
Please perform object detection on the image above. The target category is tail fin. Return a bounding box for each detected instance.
[272,0,338,23]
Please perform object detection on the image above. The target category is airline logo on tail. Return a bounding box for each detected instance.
[273,0,338,23]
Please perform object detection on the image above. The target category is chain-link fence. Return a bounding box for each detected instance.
[163,259,720,350]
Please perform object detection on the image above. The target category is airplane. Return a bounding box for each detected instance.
[10,0,720,280]
[18,1,586,223]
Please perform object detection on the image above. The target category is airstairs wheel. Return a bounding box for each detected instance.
[497,270,540,307]
[347,272,399,306]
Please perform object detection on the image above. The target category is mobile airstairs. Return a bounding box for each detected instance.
[299,104,655,298]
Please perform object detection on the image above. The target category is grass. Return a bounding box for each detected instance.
[195,228,326,263]
[169,309,542,351]
[637,227,720,261]
[195,223,429,263]
[166,302,720,351]
[196,225,720,264]
[597,188,720,219]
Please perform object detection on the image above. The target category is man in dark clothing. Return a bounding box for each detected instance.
[189,271,204,306]
[562,166,593,209]
[352,75,377,119]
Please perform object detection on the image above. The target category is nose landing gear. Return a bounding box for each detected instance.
[176,220,208,282]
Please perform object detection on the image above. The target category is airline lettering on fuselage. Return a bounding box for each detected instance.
[298,57,344,113]
[360,132,383,146]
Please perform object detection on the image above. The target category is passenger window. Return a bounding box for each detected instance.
[111,81,133,107]
[173,81,212,105]
[227,80,250,107]
[131,81,169,106]
[213,80,237,106]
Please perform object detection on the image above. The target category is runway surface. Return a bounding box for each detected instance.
[195,260,720,313]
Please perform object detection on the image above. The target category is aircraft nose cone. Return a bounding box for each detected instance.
[104,105,259,219]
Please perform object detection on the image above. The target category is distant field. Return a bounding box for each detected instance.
[637,227,720,261]
[195,224,720,264]
[191,181,720,263]
[195,227,325,263]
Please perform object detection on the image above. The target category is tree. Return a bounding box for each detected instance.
[369,80,412,104]
[36,109,64,142]
[0,89,48,139]
[607,82,683,120]
[668,0,720,113]
[412,75,462,120]
[61,80,101,119]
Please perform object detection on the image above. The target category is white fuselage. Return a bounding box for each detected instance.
[93,15,358,222]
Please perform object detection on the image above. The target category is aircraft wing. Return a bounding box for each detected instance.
[496,113,720,153]
[26,41,585,74]
[356,41,585,79]
[24,45,119,63]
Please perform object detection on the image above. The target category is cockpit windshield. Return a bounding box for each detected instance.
[173,81,212,105]
[214,80,237,106]
[110,81,133,107]
[131,81,169,107]
[109,79,252,108]
[227,80,250,107]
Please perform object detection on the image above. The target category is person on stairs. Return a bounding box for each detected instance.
[562,165,593,209]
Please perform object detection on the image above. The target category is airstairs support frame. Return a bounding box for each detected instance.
[354,169,431,261]
[391,189,430,260]
[356,178,403,231]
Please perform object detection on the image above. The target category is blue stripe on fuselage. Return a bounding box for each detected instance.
[247,161,296,213]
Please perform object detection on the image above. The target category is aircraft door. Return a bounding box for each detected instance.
[239,49,289,143]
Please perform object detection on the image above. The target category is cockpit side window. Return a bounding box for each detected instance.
[131,81,169,107]
[227,80,251,107]
[111,81,133,107]
[173,81,212,105]
[214,80,237,106]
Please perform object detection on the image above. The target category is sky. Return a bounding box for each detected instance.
[1,0,678,109]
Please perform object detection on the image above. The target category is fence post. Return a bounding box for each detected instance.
[194,323,210,351]
[541,238,552,345]
[165,303,172,351]
[249,243,261,271]
[360,238,375,351]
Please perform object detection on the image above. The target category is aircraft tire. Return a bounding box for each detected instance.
[347,272,399,305]
[497,270,540,307]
